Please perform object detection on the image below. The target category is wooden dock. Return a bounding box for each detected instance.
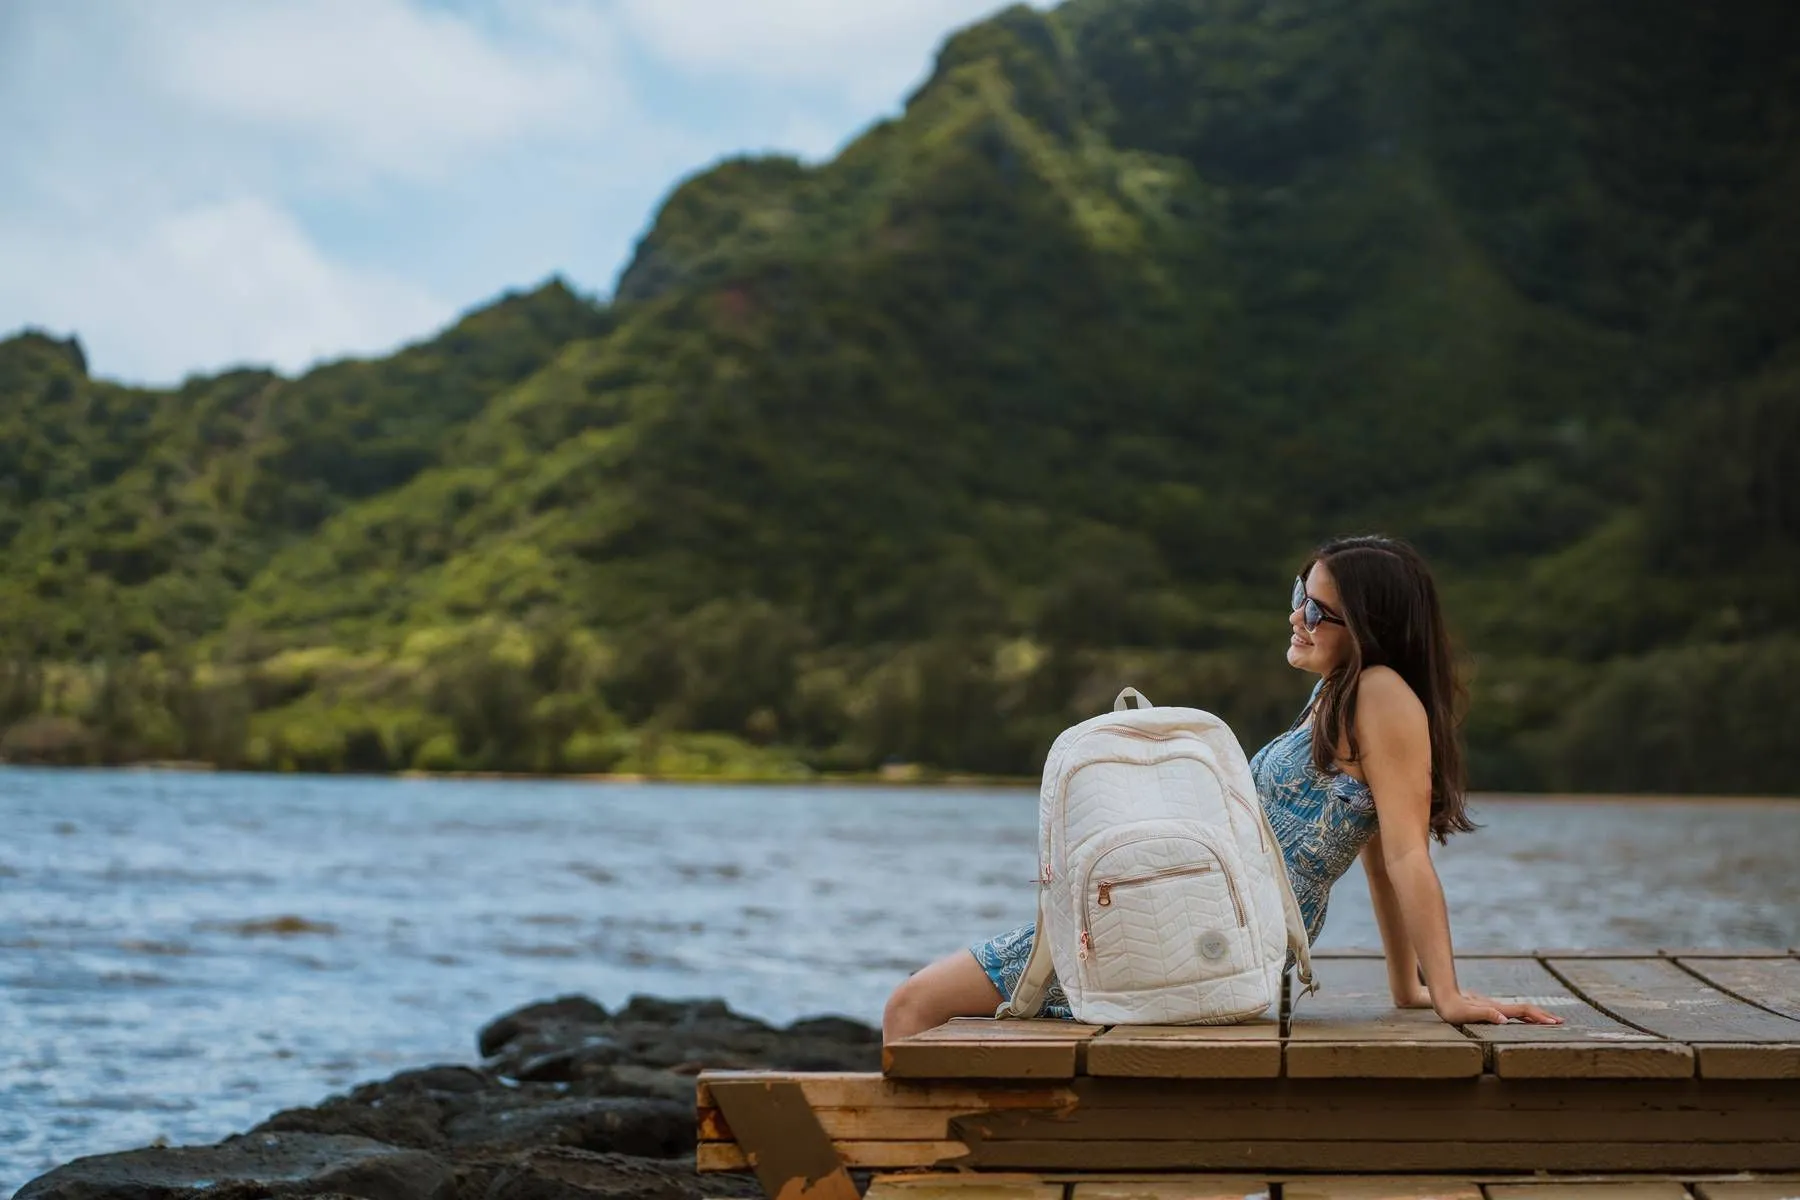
[696,952,1800,1199]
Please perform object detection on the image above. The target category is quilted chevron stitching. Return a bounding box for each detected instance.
[1037,708,1294,1024]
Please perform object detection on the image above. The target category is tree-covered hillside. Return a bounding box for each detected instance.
[2,0,1796,791]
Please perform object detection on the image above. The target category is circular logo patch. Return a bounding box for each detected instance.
[1198,931,1229,960]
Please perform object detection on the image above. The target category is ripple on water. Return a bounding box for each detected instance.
[496,942,584,959]
[566,864,616,885]
[117,940,196,957]
[98,971,173,988]
[57,1094,196,1114]
[193,916,339,937]
[96,865,275,886]
[672,862,744,881]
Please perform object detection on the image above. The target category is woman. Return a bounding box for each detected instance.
[883,535,1562,1039]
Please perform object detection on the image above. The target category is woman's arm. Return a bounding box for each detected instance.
[1361,834,1429,1007]
[1355,669,1560,1026]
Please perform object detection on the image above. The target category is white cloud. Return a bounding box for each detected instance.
[143,0,625,182]
[615,0,1029,107]
[0,0,1046,382]
[0,198,454,383]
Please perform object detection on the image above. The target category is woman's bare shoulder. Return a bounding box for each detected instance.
[1355,666,1426,732]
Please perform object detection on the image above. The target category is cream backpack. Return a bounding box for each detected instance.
[997,688,1315,1024]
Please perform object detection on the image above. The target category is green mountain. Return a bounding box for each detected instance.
[2,0,1796,791]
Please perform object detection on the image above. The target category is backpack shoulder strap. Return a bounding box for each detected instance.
[1251,790,1317,999]
[1281,862,1318,999]
[994,886,1054,1018]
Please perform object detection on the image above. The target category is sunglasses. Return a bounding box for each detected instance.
[1291,576,1346,632]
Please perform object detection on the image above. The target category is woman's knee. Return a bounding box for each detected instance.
[881,976,927,1043]
[882,950,1003,1043]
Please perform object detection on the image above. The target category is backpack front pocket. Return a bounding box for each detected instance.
[1076,829,1253,994]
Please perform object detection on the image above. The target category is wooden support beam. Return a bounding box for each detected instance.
[706,1077,860,1200]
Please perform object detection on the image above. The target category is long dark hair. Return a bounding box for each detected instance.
[1302,535,1472,842]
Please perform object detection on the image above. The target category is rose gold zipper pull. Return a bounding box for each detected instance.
[1078,930,1092,960]
[1097,881,1114,907]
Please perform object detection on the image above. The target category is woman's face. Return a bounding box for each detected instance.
[1287,561,1353,675]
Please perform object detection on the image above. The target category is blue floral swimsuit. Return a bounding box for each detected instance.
[971,683,1379,1017]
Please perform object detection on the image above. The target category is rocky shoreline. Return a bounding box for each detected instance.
[19,994,882,1200]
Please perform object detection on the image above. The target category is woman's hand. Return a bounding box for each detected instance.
[1433,990,1563,1026]
[1394,984,1433,1010]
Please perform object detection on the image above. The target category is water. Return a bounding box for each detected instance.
[2,768,1795,1193]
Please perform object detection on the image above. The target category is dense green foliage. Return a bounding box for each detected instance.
[2,0,1796,792]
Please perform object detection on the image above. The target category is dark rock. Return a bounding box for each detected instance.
[487,1032,621,1083]
[480,1149,701,1200]
[479,997,611,1057]
[511,1040,624,1083]
[477,995,878,1081]
[615,997,736,1028]
[566,1065,698,1106]
[255,1091,455,1152]
[784,1016,881,1045]
[14,1132,454,1200]
[19,994,878,1200]
[445,1098,693,1158]
[374,1066,495,1096]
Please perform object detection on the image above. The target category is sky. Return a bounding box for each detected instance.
[0,0,1039,385]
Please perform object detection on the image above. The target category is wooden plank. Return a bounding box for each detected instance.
[700,1075,1800,1142]
[699,1138,1800,1174]
[919,1141,1800,1172]
[700,1097,1800,1146]
[1453,958,1692,1079]
[701,1104,958,1142]
[1679,958,1800,1021]
[864,1178,1063,1200]
[1086,1021,1281,1079]
[697,1072,1080,1110]
[1692,1185,1800,1200]
[1485,1186,1689,1200]
[884,1019,1100,1080]
[1688,1044,1800,1079]
[1550,958,1800,1041]
[1285,957,1483,1078]
[1311,949,1388,959]
[1070,1179,1271,1200]
[935,1089,1800,1146]
[938,1017,1100,1038]
[697,1142,966,1171]
[1661,950,1798,959]
[1549,958,1800,1078]
[873,1179,1800,1194]
[1285,1180,1481,1200]
[705,1078,859,1200]
[1531,949,1664,959]
[707,1130,1800,1173]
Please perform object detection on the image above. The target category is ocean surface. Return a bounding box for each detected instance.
[2,767,1796,1194]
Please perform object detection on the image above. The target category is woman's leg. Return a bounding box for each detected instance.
[882,949,1004,1043]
